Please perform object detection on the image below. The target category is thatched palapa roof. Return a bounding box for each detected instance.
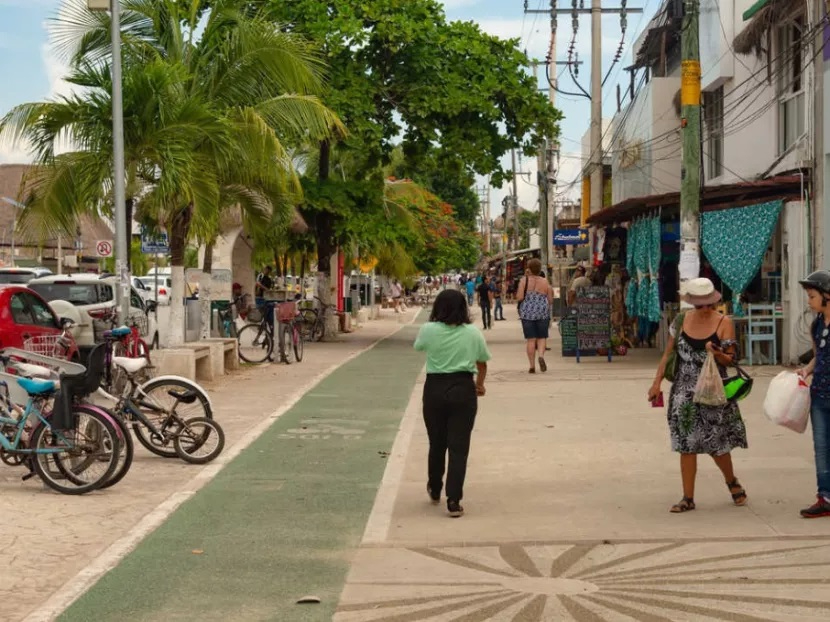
[733,0,800,56]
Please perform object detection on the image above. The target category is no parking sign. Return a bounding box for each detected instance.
[96,240,113,257]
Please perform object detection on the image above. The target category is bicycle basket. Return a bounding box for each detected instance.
[277,301,297,322]
[247,306,264,323]
[23,335,68,359]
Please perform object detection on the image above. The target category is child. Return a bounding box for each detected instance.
[795,270,830,518]
[414,290,490,517]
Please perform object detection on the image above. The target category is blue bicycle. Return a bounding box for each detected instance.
[0,355,121,495]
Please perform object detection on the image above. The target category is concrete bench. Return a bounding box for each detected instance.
[153,344,215,381]
[202,338,239,372]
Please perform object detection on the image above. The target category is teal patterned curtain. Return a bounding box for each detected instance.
[701,200,783,316]
[625,216,662,321]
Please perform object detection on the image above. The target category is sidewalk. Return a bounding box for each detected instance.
[336,305,830,620]
[4,310,412,622]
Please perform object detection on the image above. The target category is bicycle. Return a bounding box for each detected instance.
[217,294,247,339]
[0,349,122,494]
[23,319,79,361]
[237,299,304,364]
[299,296,338,343]
[95,327,221,464]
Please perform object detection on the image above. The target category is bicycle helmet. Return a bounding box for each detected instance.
[799,270,830,294]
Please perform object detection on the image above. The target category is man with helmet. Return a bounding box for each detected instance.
[795,270,830,518]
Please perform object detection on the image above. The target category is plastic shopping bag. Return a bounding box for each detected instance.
[693,351,727,406]
[763,371,810,433]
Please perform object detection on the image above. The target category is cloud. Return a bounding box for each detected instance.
[0,142,33,165]
[439,0,482,9]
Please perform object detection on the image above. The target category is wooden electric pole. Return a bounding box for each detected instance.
[679,0,701,284]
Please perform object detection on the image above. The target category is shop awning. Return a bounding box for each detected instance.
[742,0,769,21]
[585,175,803,227]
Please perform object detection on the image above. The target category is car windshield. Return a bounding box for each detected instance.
[0,273,33,284]
[139,277,171,288]
[29,282,113,306]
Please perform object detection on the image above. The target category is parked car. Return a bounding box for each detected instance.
[28,274,159,359]
[0,285,79,359]
[132,276,153,305]
[138,275,172,306]
[0,267,53,285]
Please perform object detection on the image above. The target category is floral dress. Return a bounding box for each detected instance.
[667,330,748,455]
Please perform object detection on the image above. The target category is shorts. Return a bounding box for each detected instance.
[521,319,549,340]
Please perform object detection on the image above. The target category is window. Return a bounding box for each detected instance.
[704,86,724,179]
[778,16,806,153]
[130,289,144,311]
[29,283,113,306]
[24,294,58,329]
[9,293,33,325]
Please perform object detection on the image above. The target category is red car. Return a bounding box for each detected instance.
[0,285,79,360]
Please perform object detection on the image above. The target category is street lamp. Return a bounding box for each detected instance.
[0,196,25,267]
[88,0,129,320]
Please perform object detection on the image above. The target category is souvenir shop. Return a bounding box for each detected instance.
[585,176,806,365]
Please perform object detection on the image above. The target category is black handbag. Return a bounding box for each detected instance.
[517,277,529,316]
[723,364,753,402]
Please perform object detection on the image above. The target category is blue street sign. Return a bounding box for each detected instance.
[553,228,589,246]
[140,226,170,254]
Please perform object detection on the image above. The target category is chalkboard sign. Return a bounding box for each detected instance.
[559,308,578,357]
[575,286,612,361]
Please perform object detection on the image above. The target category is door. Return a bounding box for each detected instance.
[9,292,60,349]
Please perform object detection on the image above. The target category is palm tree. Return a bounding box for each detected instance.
[1,0,344,345]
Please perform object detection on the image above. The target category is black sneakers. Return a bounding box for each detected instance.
[447,500,464,518]
[427,484,440,505]
[800,495,830,518]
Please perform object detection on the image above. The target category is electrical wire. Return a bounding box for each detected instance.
[566,0,591,99]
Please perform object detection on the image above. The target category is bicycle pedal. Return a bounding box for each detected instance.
[21,471,37,482]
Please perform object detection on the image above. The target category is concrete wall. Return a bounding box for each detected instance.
[611,76,681,204]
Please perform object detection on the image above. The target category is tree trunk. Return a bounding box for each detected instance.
[316,140,339,339]
[199,240,214,340]
[168,205,192,346]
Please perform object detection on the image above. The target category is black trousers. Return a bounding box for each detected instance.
[423,372,478,502]
[480,303,492,328]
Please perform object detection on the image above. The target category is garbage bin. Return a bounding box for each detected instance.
[185,299,201,342]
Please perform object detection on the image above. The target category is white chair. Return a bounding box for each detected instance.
[746,304,777,366]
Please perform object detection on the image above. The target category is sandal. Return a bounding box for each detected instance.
[538,358,547,372]
[670,497,695,513]
[529,367,536,374]
[727,478,747,506]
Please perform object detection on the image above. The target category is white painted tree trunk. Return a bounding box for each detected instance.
[199,277,213,340]
[169,265,186,346]
[316,271,340,340]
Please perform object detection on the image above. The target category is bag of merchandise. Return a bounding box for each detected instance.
[763,371,810,433]
[693,351,727,406]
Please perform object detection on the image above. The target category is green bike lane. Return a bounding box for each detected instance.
[59,319,425,622]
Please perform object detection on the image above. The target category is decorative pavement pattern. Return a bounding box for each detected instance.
[335,538,830,621]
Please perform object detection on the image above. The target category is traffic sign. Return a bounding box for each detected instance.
[140,226,170,254]
[96,240,113,257]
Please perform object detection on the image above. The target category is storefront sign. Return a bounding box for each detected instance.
[553,229,589,246]
[560,308,578,357]
[574,286,613,362]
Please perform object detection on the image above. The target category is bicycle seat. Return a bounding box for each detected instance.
[17,378,56,396]
[112,356,149,375]
[15,363,54,379]
[168,389,198,404]
[110,326,132,338]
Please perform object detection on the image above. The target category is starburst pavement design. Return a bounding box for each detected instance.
[335,538,830,621]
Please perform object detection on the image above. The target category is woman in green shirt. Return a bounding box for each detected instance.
[414,290,491,517]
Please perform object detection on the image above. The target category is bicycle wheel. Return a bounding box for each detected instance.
[95,408,134,490]
[237,323,273,364]
[299,308,318,339]
[132,378,212,458]
[311,317,325,342]
[293,324,304,362]
[31,409,120,495]
[280,323,293,363]
[174,417,225,464]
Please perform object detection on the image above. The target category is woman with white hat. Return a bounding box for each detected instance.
[647,277,748,513]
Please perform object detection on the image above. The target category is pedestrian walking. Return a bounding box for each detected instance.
[794,271,830,518]
[465,278,475,306]
[492,277,505,321]
[516,258,553,373]
[648,278,748,514]
[414,290,490,518]
[477,275,492,329]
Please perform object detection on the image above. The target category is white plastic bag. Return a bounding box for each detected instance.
[763,371,810,433]
[694,351,727,406]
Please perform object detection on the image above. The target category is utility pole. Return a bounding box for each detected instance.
[525,1,642,222]
[511,149,520,250]
[679,0,701,284]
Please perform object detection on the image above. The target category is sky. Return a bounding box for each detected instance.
[0,0,658,211]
